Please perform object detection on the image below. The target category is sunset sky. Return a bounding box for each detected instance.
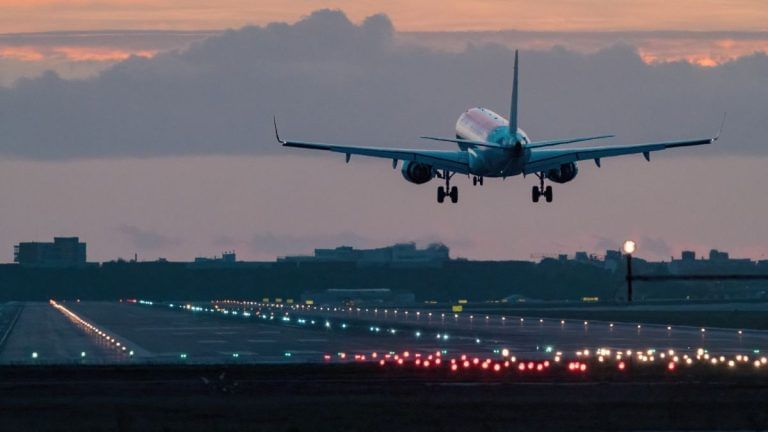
[1,0,767,32]
[1,0,768,83]
[1,4,767,263]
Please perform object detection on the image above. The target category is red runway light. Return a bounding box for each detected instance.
[580,364,587,372]
[463,360,470,368]
[397,358,404,365]
[403,351,410,358]
[423,360,431,368]
[536,364,543,371]
[451,364,458,372]
[482,362,489,370]
[323,354,331,361]
[493,363,501,372]
[435,358,442,365]
[379,359,385,366]
[618,361,626,371]
[668,362,676,371]
[527,362,535,370]
[461,354,467,361]
[518,363,526,371]
[472,358,480,365]
[415,359,421,366]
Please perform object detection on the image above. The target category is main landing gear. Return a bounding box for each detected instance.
[532,173,553,203]
[472,176,484,186]
[437,171,458,203]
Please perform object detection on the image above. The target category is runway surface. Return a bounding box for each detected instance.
[1,300,767,365]
[266,302,768,356]
[0,303,118,363]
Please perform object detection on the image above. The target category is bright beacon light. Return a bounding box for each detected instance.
[623,240,637,255]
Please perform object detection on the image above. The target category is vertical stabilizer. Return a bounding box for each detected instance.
[509,50,519,139]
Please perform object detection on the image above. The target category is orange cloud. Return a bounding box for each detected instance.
[0,46,45,61]
[52,46,157,61]
[0,45,157,62]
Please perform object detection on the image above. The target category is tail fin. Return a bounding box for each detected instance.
[509,49,519,137]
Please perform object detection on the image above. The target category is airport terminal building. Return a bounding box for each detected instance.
[13,237,87,267]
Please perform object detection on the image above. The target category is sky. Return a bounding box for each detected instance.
[2,1,768,85]
[0,5,767,263]
[1,1,767,32]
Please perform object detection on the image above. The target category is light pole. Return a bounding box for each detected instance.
[623,240,636,303]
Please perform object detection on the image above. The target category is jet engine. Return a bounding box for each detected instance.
[401,161,434,184]
[545,162,578,184]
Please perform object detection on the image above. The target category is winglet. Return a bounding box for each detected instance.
[273,115,286,144]
[713,112,726,142]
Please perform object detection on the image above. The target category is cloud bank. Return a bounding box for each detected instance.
[0,9,766,160]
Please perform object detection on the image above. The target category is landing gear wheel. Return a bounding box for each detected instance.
[473,177,478,186]
[544,186,553,203]
[437,186,446,203]
[449,186,458,203]
[479,177,483,186]
[532,186,540,203]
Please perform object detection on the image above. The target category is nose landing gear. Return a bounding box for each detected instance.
[532,173,553,203]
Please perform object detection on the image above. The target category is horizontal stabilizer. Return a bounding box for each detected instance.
[420,136,504,149]
[527,134,614,149]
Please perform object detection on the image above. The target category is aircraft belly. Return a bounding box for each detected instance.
[469,148,522,177]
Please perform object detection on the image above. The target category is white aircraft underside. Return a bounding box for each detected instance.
[275,50,722,203]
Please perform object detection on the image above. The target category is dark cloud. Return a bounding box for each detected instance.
[639,236,673,260]
[117,225,182,250]
[0,30,218,50]
[0,9,766,160]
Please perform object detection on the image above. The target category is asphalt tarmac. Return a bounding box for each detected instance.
[0,303,118,363]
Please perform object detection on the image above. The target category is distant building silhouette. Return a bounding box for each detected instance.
[13,237,86,267]
[279,243,449,267]
[194,251,237,265]
[669,249,755,274]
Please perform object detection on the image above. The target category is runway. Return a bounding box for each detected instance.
[1,300,767,366]
[0,303,118,363]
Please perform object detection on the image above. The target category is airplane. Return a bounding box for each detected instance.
[274,50,722,204]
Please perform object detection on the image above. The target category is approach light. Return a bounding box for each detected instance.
[623,240,636,255]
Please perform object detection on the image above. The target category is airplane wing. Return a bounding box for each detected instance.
[524,136,718,174]
[274,118,470,173]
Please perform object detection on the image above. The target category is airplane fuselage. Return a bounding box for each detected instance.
[455,107,530,177]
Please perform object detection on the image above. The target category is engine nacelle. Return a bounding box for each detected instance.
[545,162,578,184]
[401,161,434,184]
